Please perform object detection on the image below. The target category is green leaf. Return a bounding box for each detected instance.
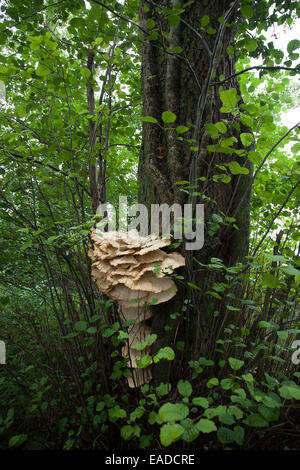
[227,161,249,175]
[153,347,175,363]
[87,327,97,334]
[156,382,171,397]
[108,405,127,422]
[243,413,269,427]
[278,382,300,400]
[177,380,192,398]
[206,377,219,388]
[281,265,300,277]
[217,426,235,444]
[221,378,235,390]
[168,15,180,28]
[228,357,244,371]
[215,121,227,133]
[173,45,183,54]
[233,426,244,446]
[192,397,209,408]
[287,39,300,55]
[8,434,27,448]
[36,64,51,77]
[201,15,210,27]
[187,282,201,291]
[176,125,189,134]
[261,273,281,288]
[162,111,177,124]
[207,27,217,35]
[240,132,254,147]
[119,425,130,440]
[158,403,189,422]
[62,332,78,339]
[258,406,280,423]
[196,418,217,433]
[226,45,234,58]
[146,18,156,29]
[245,39,258,52]
[136,354,152,368]
[220,88,240,110]
[80,67,91,79]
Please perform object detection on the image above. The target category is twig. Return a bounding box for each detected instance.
[0,147,92,197]
[89,0,148,34]
[210,65,300,86]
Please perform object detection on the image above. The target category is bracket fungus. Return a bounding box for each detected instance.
[88,229,185,387]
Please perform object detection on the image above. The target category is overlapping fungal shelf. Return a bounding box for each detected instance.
[88,229,185,387]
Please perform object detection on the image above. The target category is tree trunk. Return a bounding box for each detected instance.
[139,0,253,383]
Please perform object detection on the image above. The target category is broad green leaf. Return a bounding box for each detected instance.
[241,5,253,18]
[142,116,158,124]
[74,321,87,331]
[8,434,27,448]
[206,377,219,388]
[278,382,300,400]
[196,418,217,433]
[187,282,201,291]
[108,405,126,422]
[146,18,156,29]
[201,15,210,27]
[162,111,177,123]
[243,413,269,427]
[240,132,254,147]
[228,357,244,371]
[261,273,281,288]
[153,346,175,363]
[87,327,97,334]
[36,64,51,77]
[160,423,184,446]
[245,39,258,52]
[177,380,192,398]
[287,39,300,55]
[136,354,152,368]
[258,406,280,423]
[227,161,249,175]
[176,125,189,134]
[281,265,300,277]
[80,67,91,79]
[192,397,209,408]
[220,88,240,110]
[215,121,227,133]
[168,15,180,28]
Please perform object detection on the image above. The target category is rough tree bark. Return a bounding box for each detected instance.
[138,0,253,383]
